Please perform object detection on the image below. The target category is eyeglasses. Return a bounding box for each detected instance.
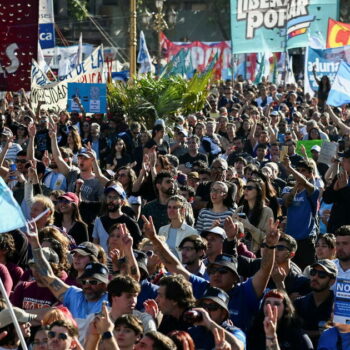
[15,159,27,164]
[210,189,227,194]
[275,245,291,252]
[207,267,231,275]
[179,246,196,252]
[48,331,68,340]
[243,185,257,191]
[310,269,330,279]
[81,279,99,286]
[198,303,221,311]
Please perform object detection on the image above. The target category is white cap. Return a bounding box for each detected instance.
[154,119,165,127]
[311,145,321,153]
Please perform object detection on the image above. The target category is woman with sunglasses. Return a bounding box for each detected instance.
[235,178,274,253]
[106,138,133,172]
[159,195,198,260]
[247,289,313,350]
[196,181,236,233]
[54,192,89,245]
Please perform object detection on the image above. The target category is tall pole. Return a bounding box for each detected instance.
[129,0,137,78]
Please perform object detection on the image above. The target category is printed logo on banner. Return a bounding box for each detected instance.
[39,23,55,49]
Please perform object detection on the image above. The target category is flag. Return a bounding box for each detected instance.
[327,19,350,48]
[137,31,153,74]
[327,61,350,107]
[71,33,83,68]
[285,54,296,85]
[0,178,27,233]
[39,0,55,49]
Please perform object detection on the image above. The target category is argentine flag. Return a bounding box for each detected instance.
[327,61,350,107]
[137,31,153,74]
[0,178,26,233]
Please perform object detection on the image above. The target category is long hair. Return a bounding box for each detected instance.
[116,166,137,194]
[56,202,84,224]
[68,129,82,153]
[111,137,127,157]
[168,331,195,350]
[242,178,266,227]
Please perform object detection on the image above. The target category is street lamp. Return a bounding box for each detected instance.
[142,0,177,75]
[129,0,137,79]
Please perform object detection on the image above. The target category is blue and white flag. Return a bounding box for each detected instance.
[0,178,26,233]
[327,61,350,107]
[39,0,56,49]
[137,31,153,74]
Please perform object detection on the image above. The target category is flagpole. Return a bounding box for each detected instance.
[0,278,28,350]
[129,0,137,79]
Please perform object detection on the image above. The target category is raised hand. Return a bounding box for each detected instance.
[271,265,287,288]
[263,303,278,338]
[48,121,57,138]
[224,217,238,241]
[143,299,159,319]
[141,215,157,240]
[213,327,231,350]
[282,155,291,170]
[28,123,37,139]
[42,150,50,168]
[334,169,348,191]
[94,302,114,334]
[265,218,280,247]
[120,224,133,251]
[26,220,40,247]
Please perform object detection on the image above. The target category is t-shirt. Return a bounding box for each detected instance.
[189,274,259,331]
[195,208,235,233]
[167,227,178,258]
[179,152,208,169]
[43,170,67,191]
[318,327,350,350]
[144,139,169,155]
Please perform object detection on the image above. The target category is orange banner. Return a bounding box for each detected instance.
[327,19,350,48]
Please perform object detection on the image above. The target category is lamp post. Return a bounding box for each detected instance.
[129,0,137,79]
[142,0,177,75]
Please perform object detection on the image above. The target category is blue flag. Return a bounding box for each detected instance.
[327,61,350,107]
[0,178,26,233]
[137,31,153,74]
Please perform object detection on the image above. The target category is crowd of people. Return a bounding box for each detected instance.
[0,75,349,350]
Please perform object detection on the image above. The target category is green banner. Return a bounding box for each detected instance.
[230,0,339,53]
[296,140,324,158]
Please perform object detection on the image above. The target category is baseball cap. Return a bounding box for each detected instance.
[270,111,279,116]
[79,262,109,284]
[78,148,96,159]
[0,307,37,327]
[104,184,127,199]
[199,287,230,312]
[208,254,239,277]
[176,127,188,137]
[188,171,199,180]
[311,259,337,277]
[133,250,149,276]
[28,247,59,265]
[154,119,165,128]
[201,226,227,240]
[58,192,80,205]
[311,145,321,153]
[72,242,99,259]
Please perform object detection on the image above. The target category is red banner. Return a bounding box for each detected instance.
[327,19,350,48]
[0,0,39,91]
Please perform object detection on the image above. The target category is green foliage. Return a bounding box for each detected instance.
[107,73,212,129]
[68,0,89,22]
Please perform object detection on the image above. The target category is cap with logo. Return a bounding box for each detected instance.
[0,307,37,327]
[208,254,239,277]
[201,226,227,240]
[79,262,109,284]
[199,287,230,312]
[311,259,337,277]
[58,192,80,205]
[72,242,99,259]
[104,184,127,200]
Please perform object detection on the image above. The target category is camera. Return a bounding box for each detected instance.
[183,310,203,324]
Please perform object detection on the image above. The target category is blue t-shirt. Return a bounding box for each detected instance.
[189,274,259,331]
[136,278,159,311]
[286,188,319,240]
[189,322,246,350]
[318,327,350,350]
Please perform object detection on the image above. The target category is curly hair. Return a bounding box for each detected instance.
[0,234,16,259]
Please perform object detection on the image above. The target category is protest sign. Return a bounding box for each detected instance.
[296,140,324,158]
[318,142,338,166]
[230,0,338,53]
[30,46,105,112]
[67,83,107,113]
[304,46,350,95]
[0,0,39,91]
[334,278,350,324]
[0,178,27,233]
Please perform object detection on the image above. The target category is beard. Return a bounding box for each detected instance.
[49,162,58,169]
[164,187,176,196]
[107,203,120,212]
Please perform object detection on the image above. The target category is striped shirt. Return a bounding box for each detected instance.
[195,207,235,233]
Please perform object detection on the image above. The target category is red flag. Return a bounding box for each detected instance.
[327,19,350,48]
[0,0,39,91]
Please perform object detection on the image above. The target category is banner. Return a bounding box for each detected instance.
[39,0,55,49]
[327,61,350,106]
[230,0,339,53]
[334,278,350,324]
[327,19,350,48]
[296,140,324,158]
[31,46,105,112]
[304,46,350,95]
[161,33,232,80]
[0,0,39,91]
[68,83,107,114]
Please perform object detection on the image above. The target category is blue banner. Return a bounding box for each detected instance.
[305,45,350,94]
[334,278,350,324]
[230,0,339,53]
[67,83,107,114]
[39,23,55,49]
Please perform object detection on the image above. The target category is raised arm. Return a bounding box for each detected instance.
[27,222,69,302]
[312,65,320,85]
[142,215,191,280]
[326,105,350,134]
[252,219,280,298]
[27,123,37,161]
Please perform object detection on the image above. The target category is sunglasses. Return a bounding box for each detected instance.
[207,267,231,275]
[48,331,68,340]
[275,245,291,252]
[81,279,99,286]
[199,303,221,311]
[310,269,330,279]
[243,185,256,191]
[146,250,154,257]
